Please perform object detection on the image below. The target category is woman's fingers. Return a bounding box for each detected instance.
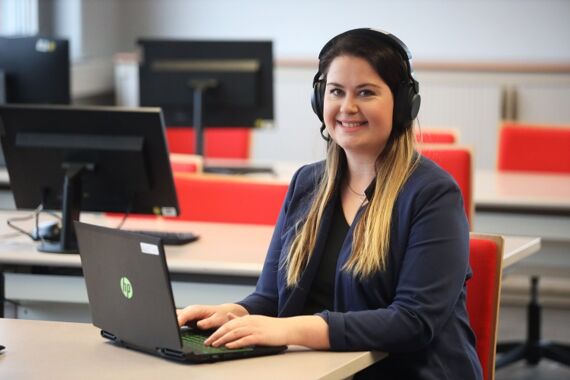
[225,335,257,349]
[196,313,227,330]
[177,305,213,326]
[208,325,251,348]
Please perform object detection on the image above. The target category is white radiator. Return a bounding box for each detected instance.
[417,83,503,170]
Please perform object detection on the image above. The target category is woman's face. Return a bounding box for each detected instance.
[323,55,394,160]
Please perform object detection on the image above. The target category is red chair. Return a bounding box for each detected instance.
[169,153,203,173]
[173,173,288,225]
[107,173,288,225]
[498,122,570,174]
[495,121,570,368]
[415,127,459,144]
[420,146,473,226]
[467,234,504,380]
[166,127,251,159]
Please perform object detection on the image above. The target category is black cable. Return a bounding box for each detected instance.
[116,199,134,230]
[4,204,61,241]
[5,205,42,240]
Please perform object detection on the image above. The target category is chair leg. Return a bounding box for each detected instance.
[496,276,570,369]
[542,344,570,366]
[496,342,521,353]
[496,344,528,368]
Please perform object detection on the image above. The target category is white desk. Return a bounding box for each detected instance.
[0,210,540,321]
[0,214,273,276]
[474,170,570,276]
[501,235,542,269]
[0,211,538,273]
[0,318,386,380]
[0,212,272,320]
[475,169,570,215]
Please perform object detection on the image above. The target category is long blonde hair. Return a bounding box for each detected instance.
[285,130,418,286]
[285,30,421,286]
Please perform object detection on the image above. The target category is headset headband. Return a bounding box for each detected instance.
[317,28,417,91]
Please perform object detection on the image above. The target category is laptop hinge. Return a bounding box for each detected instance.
[158,347,186,359]
[100,330,118,342]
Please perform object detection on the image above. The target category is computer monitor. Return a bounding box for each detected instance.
[0,36,70,167]
[0,104,179,254]
[0,36,70,104]
[138,39,274,156]
[0,70,6,104]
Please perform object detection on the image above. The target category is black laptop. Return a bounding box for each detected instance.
[74,221,287,363]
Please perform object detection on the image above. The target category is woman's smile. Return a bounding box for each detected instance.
[336,119,368,128]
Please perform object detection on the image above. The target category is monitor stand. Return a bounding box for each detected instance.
[189,79,218,156]
[38,163,93,254]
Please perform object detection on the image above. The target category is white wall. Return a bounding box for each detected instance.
[116,0,570,63]
[11,0,569,164]
[103,0,570,166]
[7,0,570,96]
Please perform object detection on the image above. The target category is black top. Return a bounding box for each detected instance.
[302,196,350,314]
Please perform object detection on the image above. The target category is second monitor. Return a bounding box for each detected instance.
[0,104,179,253]
[138,39,274,156]
[0,36,70,105]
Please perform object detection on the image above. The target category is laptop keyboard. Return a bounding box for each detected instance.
[181,331,254,354]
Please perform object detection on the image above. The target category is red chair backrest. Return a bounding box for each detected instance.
[415,129,458,144]
[171,161,200,173]
[498,122,570,174]
[169,153,202,173]
[166,127,251,159]
[466,236,503,380]
[173,173,288,225]
[420,147,473,226]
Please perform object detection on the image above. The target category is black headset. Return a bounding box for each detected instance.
[311,28,421,137]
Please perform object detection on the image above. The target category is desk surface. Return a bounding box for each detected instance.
[0,318,385,380]
[0,211,539,273]
[474,169,570,213]
[0,212,273,276]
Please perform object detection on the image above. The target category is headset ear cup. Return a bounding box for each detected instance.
[393,81,420,132]
[311,80,325,122]
[393,83,410,130]
[409,92,421,121]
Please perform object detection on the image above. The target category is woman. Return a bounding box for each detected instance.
[178,28,482,379]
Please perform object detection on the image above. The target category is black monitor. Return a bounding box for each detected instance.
[0,104,179,253]
[0,36,70,104]
[0,70,5,104]
[138,39,274,156]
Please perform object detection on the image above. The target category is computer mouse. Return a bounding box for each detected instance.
[32,220,61,241]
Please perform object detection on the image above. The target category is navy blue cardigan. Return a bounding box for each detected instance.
[238,157,482,380]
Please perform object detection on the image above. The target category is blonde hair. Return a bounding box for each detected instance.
[285,129,418,286]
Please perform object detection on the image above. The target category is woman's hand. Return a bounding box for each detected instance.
[176,304,249,329]
[204,314,330,350]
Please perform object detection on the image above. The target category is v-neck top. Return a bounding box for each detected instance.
[302,195,350,315]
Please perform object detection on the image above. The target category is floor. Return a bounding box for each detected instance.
[495,304,570,379]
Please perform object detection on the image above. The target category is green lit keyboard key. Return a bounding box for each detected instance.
[181,332,254,354]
